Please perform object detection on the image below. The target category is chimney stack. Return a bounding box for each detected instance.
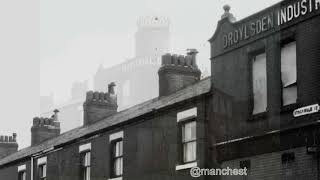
[83,82,118,126]
[31,110,61,146]
[158,49,201,96]
[0,133,18,159]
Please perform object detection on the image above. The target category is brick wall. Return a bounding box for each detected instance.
[0,95,209,180]
[221,147,318,180]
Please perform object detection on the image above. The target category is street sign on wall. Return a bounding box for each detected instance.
[293,104,320,117]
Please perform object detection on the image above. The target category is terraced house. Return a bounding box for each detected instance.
[0,0,320,179]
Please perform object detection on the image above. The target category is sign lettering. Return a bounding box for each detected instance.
[293,104,320,117]
[223,0,320,49]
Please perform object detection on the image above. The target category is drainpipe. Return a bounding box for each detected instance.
[31,156,33,180]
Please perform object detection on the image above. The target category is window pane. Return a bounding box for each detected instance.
[281,41,297,105]
[283,85,297,106]
[183,141,196,162]
[115,141,122,157]
[86,167,90,180]
[40,164,46,178]
[281,42,297,87]
[114,158,123,176]
[252,53,267,114]
[23,172,26,180]
[190,122,196,140]
[183,121,196,142]
[18,172,26,180]
[86,152,91,166]
[119,141,123,156]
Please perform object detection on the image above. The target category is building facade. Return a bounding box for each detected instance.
[0,0,320,179]
[94,16,171,110]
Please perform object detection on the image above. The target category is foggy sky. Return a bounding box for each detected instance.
[1,0,280,149]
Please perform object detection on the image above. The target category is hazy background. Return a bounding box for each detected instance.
[0,0,281,149]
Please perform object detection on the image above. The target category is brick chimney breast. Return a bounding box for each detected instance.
[158,49,201,97]
[0,133,18,159]
[31,110,61,146]
[83,82,118,126]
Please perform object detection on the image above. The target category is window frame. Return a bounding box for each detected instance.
[38,163,47,180]
[110,138,123,178]
[18,170,26,180]
[179,118,197,164]
[80,150,91,180]
[247,46,268,120]
[250,49,268,115]
[280,37,298,109]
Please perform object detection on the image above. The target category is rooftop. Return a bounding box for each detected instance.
[0,77,211,167]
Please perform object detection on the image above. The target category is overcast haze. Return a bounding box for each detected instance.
[0,0,281,149]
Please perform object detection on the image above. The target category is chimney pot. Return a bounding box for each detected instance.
[12,133,17,142]
[108,82,116,94]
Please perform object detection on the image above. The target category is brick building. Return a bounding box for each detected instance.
[0,0,319,179]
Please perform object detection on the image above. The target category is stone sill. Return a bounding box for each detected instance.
[175,162,198,171]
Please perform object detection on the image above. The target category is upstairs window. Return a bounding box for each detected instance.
[81,151,91,180]
[39,164,46,180]
[111,139,123,178]
[37,157,47,180]
[79,143,91,180]
[182,121,197,163]
[18,165,26,180]
[18,171,26,180]
[252,52,267,114]
[109,131,124,179]
[281,41,297,106]
[176,107,198,171]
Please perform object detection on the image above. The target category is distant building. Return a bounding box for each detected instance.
[39,94,54,114]
[95,16,171,110]
[40,81,88,132]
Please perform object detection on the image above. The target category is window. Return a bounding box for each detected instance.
[281,41,297,106]
[18,165,26,180]
[81,151,91,180]
[18,171,26,180]
[252,52,267,114]
[111,139,123,178]
[39,164,46,180]
[182,121,196,163]
[176,108,198,171]
[37,157,47,180]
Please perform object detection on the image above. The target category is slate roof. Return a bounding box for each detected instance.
[0,77,211,166]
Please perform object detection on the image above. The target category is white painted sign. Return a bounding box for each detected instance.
[293,104,319,117]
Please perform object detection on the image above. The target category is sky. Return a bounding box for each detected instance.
[0,0,281,149]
